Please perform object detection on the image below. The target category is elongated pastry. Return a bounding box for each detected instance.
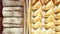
[32,1,42,10]
[3,7,23,11]
[55,25,60,32]
[33,7,42,17]
[55,4,60,13]
[45,28,53,34]
[3,28,23,34]
[43,0,54,10]
[44,8,54,18]
[32,14,42,23]
[33,21,42,29]
[3,24,23,28]
[3,0,24,6]
[55,19,60,26]
[32,0,39,5]
[54,0,60,5]
[45,15,55,23]
[3,18,23,24]
[55,13,60,19]
[44,22,55,29]
[55,32,60,34]
[3,10,23,17]
[32,28,43,34]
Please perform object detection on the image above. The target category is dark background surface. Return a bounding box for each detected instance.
[0,0,3,34]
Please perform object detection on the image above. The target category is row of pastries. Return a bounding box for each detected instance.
[29,0,60,34]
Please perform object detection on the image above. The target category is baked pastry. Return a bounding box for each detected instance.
[3,0,24,6]
[32,0,39,5]
[3,18,23,24]
[55,25,60,32]
[44,8,54,18]
[43,0,54,10]
[45,28,53,34]
[33,7,42,17]
[3,28,23,34]
[33,28,43,34]
[33,21,42,29]
[32,1,42,10]
[55,32,60,34]
[55,4,60,13]
[55,19,60,26]
[45,15,55,23]
[54,0,60,5]
[44,22,55,29]
[3,24,23,28]
[55,13,60,19]
[32,14,42,23]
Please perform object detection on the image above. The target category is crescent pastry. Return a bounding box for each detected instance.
[32,14,42,23]
[33,21,42,29]
[55,13,60,19]
[55,19,60,26]
[55,32,60,34]
[44,22,55,29]
[45,28,53,34]
[55,25,60,32]
[55,4,60,13]
[33,7,42,17]
[32,1,42,10]
[44,8,54,18]
[43,0,54,10]
[45,15,55,23]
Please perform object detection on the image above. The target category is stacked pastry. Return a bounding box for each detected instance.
[43,0,55,34]
[54,0,60,34]
[30,0,43,34]
[2,0,24,34]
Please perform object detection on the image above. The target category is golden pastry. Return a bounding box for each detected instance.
[32,0,39,5]
[44,8,54,18]
[43,0,54,10]
[45,28,53,34]
[55,25,60,32]
[55,32,60,34]
[32,1,42,10]
[33,7,42,17]
[32,14,42,23]
[45,15,55,23]
[55,13,60,19]
[33,21,42,29]
[43,0,50,4]
[54,0,60,5]
[55,19,60,26]
[33,28,43,34]
[44,22,55,29]
[55,4,60,13]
